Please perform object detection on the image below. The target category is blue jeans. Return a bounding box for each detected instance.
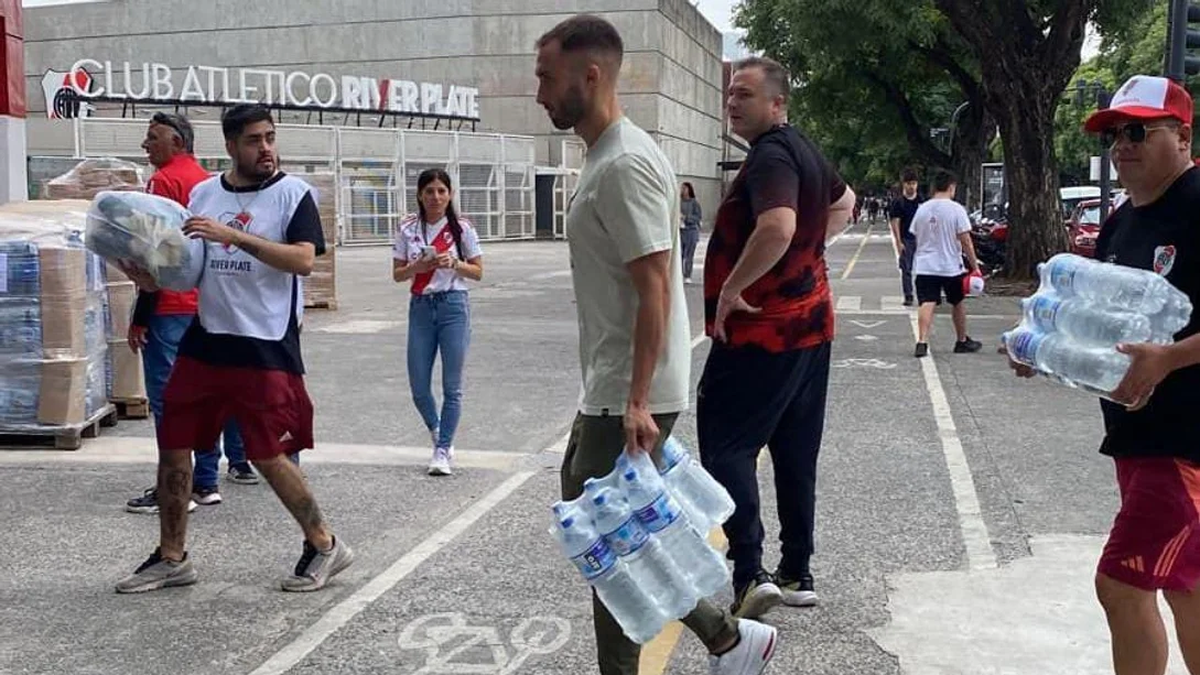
[142,315,255,491]
[407,291,471,449]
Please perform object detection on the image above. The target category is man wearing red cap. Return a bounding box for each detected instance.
[1011,75,1200,673]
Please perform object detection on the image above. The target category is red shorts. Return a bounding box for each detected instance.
[1098,457,1200,591]
[157,356,315,460]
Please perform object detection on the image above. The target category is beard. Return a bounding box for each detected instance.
[237,153,277,183]
[549,85,587,131]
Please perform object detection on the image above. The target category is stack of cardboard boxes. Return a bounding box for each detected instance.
[42,158,146,200]
[0,206,110,432]
[297,173,338,310]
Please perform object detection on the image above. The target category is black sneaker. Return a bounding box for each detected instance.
[954,337,983,353]
[125,488,197,514]
[903,297,915,307]
[914,342,929,358]
[775,570,819,607]
[731,571,783,619]
[227,463,260,485]
[191,486,222,506]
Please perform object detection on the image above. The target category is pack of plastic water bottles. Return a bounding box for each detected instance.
[549,436,735,644]
[1001,253,1193,399]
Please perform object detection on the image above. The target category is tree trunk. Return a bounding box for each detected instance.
[992,87,1069,278]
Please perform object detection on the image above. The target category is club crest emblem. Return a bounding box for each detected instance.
[1154,245,1177,276]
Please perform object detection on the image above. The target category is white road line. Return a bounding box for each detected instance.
[887,229,996,571]
[0,437,528,471]
[907,311,997,571]
[880,295,909,313]
[835,295,862,311]
[249,470,538,675]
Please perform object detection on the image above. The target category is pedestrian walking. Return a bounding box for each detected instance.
[889,168,923,306]
[699,55,855,620]
[392,168,484,476]
[114,103,353,594]
[123,112,254,516]
[681,181,702,284]
[1009,74,1200,675]
[535,14,777,675]
[910,169,982,357]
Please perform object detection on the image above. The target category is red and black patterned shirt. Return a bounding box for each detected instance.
[704,124,846,352]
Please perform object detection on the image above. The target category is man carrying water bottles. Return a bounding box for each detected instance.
[535,14,777,675]
[1009,74,1200,675]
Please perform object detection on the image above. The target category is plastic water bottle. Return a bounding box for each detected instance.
[590,487,696,619]
[549,508,667,644]
[620,460,730,600]
[1148,291,1194,343]
[1038,253,1173,315]
[1003,328,1131,392]
[1021,293,1152,346]
[655,437,735,534]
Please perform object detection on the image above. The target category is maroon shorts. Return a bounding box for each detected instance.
[157,356,315,460]
[1098,457,1200,591]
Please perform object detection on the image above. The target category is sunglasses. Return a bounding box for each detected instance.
[1100,122,1179,146]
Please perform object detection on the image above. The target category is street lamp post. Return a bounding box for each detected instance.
[1074,80,1113,219]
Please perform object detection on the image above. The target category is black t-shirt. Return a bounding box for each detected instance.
[1093,166,1200,461]
[889,195,923,240]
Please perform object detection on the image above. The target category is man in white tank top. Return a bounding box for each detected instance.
[115,104,353,594]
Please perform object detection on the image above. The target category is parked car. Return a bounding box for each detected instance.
[1061,185,1101,222]
[1067,198,1113,258]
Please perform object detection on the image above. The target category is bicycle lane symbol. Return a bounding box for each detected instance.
[397,612,571,675]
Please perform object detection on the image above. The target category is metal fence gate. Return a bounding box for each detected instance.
[70,117,537,246]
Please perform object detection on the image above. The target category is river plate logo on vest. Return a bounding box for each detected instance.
[211,212,254,272]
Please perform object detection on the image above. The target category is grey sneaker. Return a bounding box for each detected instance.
[125,488,197,515]
[281,537,355,592]
[227,463,260,485]
[115,548,198,594]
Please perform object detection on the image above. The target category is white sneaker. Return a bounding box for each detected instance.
[709,619,777,675]
[428,447,453,476]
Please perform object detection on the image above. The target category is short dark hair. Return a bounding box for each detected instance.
[150,112,194,154]
[933,169,958,192]
[733,56,790,103]
[221,103,274,141]
[536,14,624,66]
[901,168,920,183]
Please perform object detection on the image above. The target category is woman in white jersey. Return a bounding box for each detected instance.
[392,169,484,475]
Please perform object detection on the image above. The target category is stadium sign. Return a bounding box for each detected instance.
[53,60,481,120]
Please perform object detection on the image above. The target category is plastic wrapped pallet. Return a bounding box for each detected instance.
[0,209,109,431]
[295,173,338,310]
[42,158,146,201]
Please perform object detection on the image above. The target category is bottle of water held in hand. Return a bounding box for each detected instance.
[1021,293,1152,346]
[1003,328,1131,392]
[620,456,730,600]
[1038,253,1175,315]
[655,437,735,534]
[589,486,697,619]
[550,504,667,644]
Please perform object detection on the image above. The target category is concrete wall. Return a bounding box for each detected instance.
[22,0,725,226]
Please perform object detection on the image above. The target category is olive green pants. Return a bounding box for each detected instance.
[560,412,740,675]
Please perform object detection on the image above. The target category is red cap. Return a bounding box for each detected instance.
[1084,76,1194,133]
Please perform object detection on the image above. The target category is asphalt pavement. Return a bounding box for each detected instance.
[0,219,1182,675]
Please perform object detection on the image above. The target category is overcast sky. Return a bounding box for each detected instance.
[695,0,739,32]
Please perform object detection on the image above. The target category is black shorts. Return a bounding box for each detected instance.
[915,273,966,306]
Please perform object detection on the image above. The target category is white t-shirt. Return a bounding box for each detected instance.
[565,117,691,416]
[392,214,483,294]
[911,198,972,277]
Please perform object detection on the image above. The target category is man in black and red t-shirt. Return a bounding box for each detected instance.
[700,56,854,620]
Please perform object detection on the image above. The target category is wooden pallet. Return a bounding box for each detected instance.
[0,404,118,451]
[304,300,338,310]
[111,397,150,420]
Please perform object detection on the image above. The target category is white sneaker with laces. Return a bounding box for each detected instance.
[709,619,777,675]
[428,447,453,476]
